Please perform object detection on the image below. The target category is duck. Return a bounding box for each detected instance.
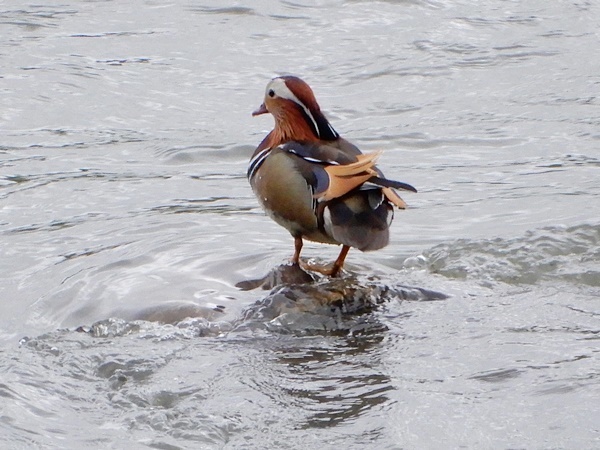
[248,75,416,277]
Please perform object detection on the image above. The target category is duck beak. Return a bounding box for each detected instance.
[252,103,268,116]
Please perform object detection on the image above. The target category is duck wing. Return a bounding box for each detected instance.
[282,141,415,208]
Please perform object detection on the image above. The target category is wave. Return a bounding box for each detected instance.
[424,223,600,287]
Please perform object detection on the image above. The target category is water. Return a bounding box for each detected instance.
[1,0,599,448]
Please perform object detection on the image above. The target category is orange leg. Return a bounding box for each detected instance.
[292,236,303,265]
[329,245,350,277]
[298,244,351,277]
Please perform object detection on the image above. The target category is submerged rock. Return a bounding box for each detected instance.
[74,263,447,336]
[117,301,226,325]
[233,263,447,333]
[235,263,318,290]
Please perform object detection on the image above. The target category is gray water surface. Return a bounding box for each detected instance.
[1,1,599,448]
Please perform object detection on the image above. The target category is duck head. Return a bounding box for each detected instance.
[253,76,339,142]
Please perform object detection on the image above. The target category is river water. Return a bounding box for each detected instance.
[1,0,599,448]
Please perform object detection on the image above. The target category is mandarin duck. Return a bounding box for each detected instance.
[248,75,416,277]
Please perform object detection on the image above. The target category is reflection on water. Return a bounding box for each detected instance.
[273,333,391,429]
[1,0,599,448]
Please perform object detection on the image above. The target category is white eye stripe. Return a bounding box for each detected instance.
[268,78,321,137]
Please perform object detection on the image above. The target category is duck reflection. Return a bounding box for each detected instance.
[272,333,393,429]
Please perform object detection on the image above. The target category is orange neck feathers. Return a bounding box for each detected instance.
[255,101,321,152]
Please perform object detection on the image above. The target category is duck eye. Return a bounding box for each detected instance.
[268,89,275,98]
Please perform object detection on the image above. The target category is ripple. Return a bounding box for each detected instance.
[15,326,237,447]
[425,224,600,286]
[0,6,76,30]
[414,38,559,70]
[1,128,148,149]
[455,14,540,27]
[188,6,257,16]
[469,368,522,383]
[69,30,163,38]
[148,197,249,216]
